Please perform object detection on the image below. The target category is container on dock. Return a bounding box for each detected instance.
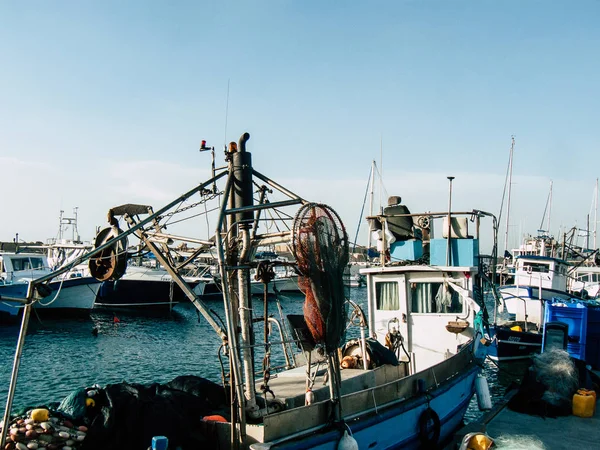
[573,389,596,418]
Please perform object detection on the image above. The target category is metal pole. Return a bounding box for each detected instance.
[595,178,598,250]
[1,303,33,448]
[504,137,514,254]
[446,176,455,266]
[367,161,375,260]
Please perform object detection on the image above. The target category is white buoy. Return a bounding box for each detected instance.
[305,389,315,406]
[338,429,359,450]
[475,374,492,410]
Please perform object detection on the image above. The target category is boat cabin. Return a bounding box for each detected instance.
[569,266,600,298]
[363,201,493,373]
[361,265,478,372]
[0,252,50,284]
[514,255,569,292]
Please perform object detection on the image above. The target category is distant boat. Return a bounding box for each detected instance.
[569,264,600,299]
[95,265,206,310]
[490,254,574,361]
[0,251,100,322]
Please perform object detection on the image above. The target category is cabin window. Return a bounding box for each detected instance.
[375,281,399,310]
[10,257,45,271]
[410,282,463,314]
[11,258,29,271]
[522,262,549,273]
[30,258,44,269]
[581,274,590,282]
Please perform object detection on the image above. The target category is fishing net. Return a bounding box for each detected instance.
[292,203,349,353]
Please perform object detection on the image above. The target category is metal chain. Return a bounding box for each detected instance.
[157,191,222,221]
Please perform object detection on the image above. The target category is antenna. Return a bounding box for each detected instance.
[379,134,383,213]
[223,78,230,150]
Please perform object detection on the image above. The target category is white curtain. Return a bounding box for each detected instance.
[411,283,435,313]
[376,281,399,310]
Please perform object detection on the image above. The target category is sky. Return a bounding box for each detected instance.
[1,1,599,254]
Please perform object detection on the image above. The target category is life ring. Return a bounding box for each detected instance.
[418,407,440,449]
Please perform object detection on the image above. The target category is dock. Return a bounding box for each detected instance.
[449,389,600,449]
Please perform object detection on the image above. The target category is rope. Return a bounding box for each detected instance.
[36,271,69,307]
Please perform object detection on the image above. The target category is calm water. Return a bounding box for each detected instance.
[0,289,526,423]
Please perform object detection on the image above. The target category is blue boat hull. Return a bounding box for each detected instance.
[267,362,480,450]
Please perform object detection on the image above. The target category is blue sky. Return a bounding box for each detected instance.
[1,1,599,252]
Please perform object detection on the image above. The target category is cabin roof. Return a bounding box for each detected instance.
[515,255,570,266]
[360,264,477,275]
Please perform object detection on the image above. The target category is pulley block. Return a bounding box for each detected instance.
[89,226,128,281]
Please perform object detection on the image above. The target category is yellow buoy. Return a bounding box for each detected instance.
[30,408,50,422]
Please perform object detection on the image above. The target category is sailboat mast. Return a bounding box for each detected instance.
[379,136,383,213]
[547,180,553,235]
[367,160,376,253]
[595,178,598,249]
[504,136,515,254]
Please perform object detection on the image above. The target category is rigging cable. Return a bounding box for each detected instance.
[352,165,373,254]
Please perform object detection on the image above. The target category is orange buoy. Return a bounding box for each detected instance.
[202,415,227,423]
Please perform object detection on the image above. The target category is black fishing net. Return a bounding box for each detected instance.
[292,203,349,353]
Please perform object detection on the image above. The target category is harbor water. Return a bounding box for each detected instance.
[0,289,525,423]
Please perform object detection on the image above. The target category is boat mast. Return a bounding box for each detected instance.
[503,136,515,255]
[547,180,553,237]
[446,176,455,265]
[379,135,383,213]
[367,160,376,255]
[595,178,598,250]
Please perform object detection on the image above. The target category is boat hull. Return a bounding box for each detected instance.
[0,277,99,318]
[95,278,205,309]
[258,363,480,450]
[499,285,574,323]
[488,325,542,362]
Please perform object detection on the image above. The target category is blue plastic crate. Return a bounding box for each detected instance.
[544,303,588,344]
[585,306,600,369]
[390,239,423,261]
[567,342,586,361]
[429,238,479,266]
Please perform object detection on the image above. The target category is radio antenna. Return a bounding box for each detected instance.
[223,79,230,149]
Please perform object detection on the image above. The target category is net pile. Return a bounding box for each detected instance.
[292,204,349,353]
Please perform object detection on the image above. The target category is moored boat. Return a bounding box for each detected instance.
[0,251,100,322]
[95,265,206,310]
[1,133,497,449]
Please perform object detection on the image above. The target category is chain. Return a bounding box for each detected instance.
[157,191,222,221]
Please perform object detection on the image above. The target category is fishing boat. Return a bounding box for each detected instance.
[1,134,496,449]
[94,264,207,310]
[489,253,576,361]
[570,265,600,299]
[0,251,100,321]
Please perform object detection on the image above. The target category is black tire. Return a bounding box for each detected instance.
[418,407,441,449]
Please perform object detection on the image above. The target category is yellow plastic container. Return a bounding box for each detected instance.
[573,389,596,418]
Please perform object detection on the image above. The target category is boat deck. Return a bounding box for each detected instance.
[450,390,600,449]
[260,362,407,410]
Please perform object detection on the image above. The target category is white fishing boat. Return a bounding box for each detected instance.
[569,264,600,299]
[0,251,100,319]
[1,133,496,449]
